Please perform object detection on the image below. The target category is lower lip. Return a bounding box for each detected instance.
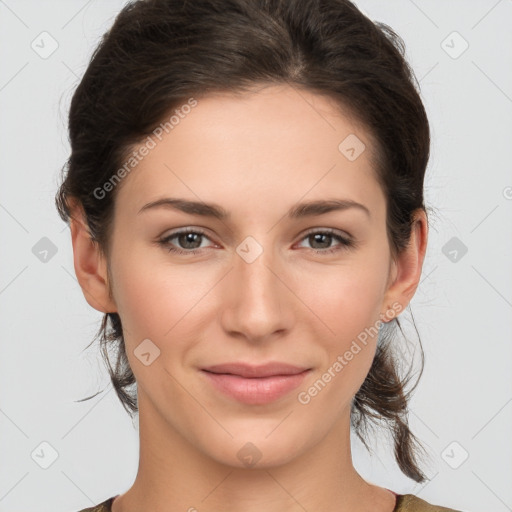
[201,370,311,405]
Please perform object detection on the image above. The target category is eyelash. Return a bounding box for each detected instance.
[157,227,357,256]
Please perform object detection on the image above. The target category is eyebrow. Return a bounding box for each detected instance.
[137,197,371,220]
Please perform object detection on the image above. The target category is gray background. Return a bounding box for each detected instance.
[0,1,511,511]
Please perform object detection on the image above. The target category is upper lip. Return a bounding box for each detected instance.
[201,362,310,378]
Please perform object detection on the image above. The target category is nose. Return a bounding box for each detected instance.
[220,241,295,344]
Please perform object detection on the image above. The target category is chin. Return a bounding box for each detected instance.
[199,425,312,470]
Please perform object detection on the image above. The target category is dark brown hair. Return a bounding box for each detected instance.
[55,0,432,483]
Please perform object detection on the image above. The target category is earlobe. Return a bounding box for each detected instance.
[68,202,117,314]
[381,210,429,320]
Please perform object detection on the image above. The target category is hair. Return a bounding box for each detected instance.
[55,0,432,483]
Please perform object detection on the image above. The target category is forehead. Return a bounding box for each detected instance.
[114,84,384,220]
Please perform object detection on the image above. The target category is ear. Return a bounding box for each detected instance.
[381,209,428,319]
[68,200,117,314]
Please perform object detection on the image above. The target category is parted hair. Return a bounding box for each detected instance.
[55,0,432,483]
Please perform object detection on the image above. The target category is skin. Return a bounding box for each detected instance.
[70,83,428,512]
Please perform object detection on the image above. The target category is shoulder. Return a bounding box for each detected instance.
[395,494,463,512]
[75,496,116,512]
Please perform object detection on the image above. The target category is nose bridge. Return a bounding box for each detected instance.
[222,234,291,340]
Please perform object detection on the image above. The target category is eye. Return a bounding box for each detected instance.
[296,229,356,255]
[157,227,357,256]
[158,228,213,255]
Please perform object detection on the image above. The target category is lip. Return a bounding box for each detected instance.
[202,362,309,378]
[201,362,311,405]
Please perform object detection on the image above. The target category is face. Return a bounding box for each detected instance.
[89,84,409,468]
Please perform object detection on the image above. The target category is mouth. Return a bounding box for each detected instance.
[200,362,312,405]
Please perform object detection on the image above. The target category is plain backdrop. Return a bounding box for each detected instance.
[0,1,511,511]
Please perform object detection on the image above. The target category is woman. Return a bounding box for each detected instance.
[56,0,463,510]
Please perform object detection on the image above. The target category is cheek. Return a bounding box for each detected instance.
[296,258,388,392]
[110,249,216,358]
[297,275,382,412]
[109,257,205,395]
[111,268,167,339]
[301,260,389,339]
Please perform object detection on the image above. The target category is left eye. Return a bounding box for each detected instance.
[296,230,355,254]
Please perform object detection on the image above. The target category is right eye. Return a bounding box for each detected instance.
[158,228,214,255]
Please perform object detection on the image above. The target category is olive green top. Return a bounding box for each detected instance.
[77,493,463,511]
